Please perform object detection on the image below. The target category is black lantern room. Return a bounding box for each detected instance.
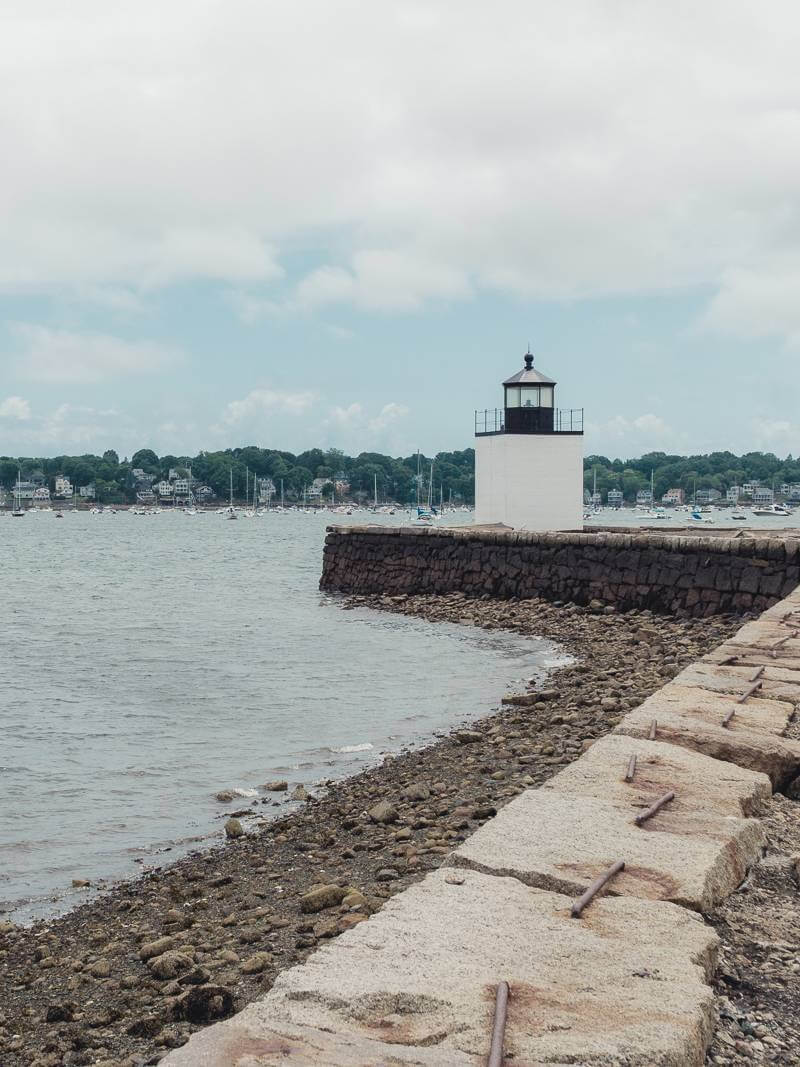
[502,350,556,433]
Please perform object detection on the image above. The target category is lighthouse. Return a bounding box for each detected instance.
[474,350,584,530]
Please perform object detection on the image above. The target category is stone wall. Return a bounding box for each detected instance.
[321,525,800,616]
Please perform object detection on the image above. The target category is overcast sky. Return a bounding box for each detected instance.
[1,1,798,460]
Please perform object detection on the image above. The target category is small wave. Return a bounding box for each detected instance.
[329,742,373,754]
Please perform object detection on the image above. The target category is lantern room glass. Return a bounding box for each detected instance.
[505,384,554,409]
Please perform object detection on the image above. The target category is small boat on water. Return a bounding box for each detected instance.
[731,510,747,520]
[753,504,793,517]
[226,469,237,519]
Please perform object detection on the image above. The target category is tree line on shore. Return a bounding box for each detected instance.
[3,446,798,505]
[584,450,800,500]
[0,447,476,505]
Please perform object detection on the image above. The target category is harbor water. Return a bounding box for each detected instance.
[1,509,562,922]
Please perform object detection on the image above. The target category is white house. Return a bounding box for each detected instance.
[79,484,95,499]
[752,486,774,505]
[726,486,741,503]
[54,476,72,498]
[607,488,624,508]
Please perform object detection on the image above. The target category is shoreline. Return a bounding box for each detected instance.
[0,596,745,1067]
[5,608,560,928]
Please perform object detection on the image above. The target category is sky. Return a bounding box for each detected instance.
[1,1,799,462]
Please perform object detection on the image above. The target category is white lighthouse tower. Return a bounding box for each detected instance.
[474,349,584,530]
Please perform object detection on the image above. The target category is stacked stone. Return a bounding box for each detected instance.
[321,526,800,616]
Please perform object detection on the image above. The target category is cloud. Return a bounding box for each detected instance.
[585,412,677,455]
[221,388,315,425]
[11,324,179,383]
[321,400,411,448]
[0,401,140,452]
[697,259,800,347]
[368,402,409,431]
[750,417,800,452]
[327,403,363,428]
[1,1,798,332]
[0,395,31,420]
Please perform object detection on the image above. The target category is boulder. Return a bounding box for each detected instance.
[224,818,244,839]
[367,800,398,824]
[148,951,194,980]
[299,884,348,914]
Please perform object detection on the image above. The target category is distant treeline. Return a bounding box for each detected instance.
[0,447,476,504]
[583,450,800,500]
[3,446,798,505]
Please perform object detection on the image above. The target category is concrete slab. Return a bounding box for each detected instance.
[704,641,800,673]
[614,683,800,788]
[542,733,771,817]
[448,787,763,912]
[161,868,719,1067]
[677,661,800,705]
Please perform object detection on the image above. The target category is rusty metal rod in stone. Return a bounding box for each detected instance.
[722,707,737,728]
[570,860,625,918]
[648,719,657,740]
[624,754,637,782]
[488,981,509,1067]
[635,791,675,826]
[770,631,798,657]
[736,680,763,704]
[750,665,766,682]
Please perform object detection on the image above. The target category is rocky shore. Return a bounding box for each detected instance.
[0,594,768,1066]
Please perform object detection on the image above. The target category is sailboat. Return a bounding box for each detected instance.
[12,470,24,516]
[226,469,237,519]
[416,456,438,523]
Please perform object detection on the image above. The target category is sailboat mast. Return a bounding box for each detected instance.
[374,473,378,509]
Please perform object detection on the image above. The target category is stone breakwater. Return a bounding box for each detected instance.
[161,591,800,1067]
[321,525,800,615]
[0,600,745,1067]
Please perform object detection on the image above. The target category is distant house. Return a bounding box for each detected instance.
[308,477,329,500]
[695,488,721,505]
[13,479,36,500]
[156,480,174,500]
[257,477,276,504]
[194,484,214,503]
[635,488,652,506]
[33,486,51,502]
[607,488,623,508]
[726,486,741,503]
[131,468,154,487]
[136,488,156,504]
[79,484,95,499]
[173,478,192,501]
[54,476,73,498]
[752,486,774,505]
[741,482,758,498]
[662,488,684,506]
[786,484,800,501]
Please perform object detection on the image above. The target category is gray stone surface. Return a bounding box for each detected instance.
[614,682,800,787]
[162,868,719,1066]
[448,786,763,912]
[543,733,772,817]
[677,661,800,704]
